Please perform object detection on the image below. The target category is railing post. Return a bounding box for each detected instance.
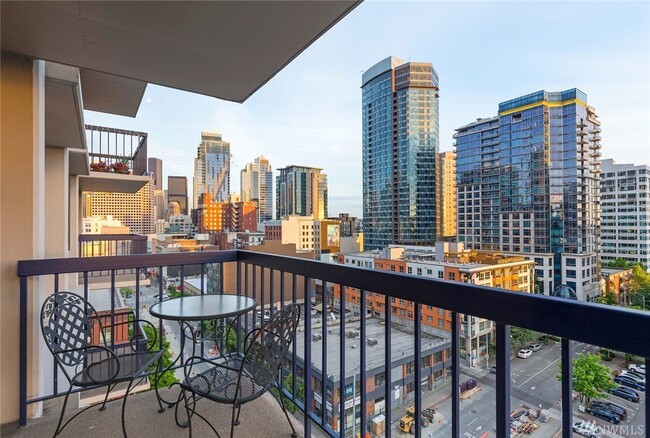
[561,338,572,438]
[495,322,511,438]
[414,302,421,438]
[384,295,392,438]
[339,284,346,437]
[19,276,28,426]
[451,312,460,438]
[360,290,367,438]
[303,276,312,437]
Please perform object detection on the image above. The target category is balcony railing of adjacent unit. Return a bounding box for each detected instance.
[86,124,148,176]
[79,233,148,278]
[17,250,650,438]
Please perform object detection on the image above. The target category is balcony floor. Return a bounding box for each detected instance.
[3,388,303,438]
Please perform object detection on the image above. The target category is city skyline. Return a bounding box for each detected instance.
[84,1,650,217]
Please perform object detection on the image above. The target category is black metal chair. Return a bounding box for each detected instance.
[180,304,301,437]
[40,292,163,437]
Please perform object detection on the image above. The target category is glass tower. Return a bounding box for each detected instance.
[455,89,601,299]
[276,165,327,220]
[241,156,274,224]
[362,56,439,250]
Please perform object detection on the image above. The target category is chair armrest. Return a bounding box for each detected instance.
[56,345,121,385]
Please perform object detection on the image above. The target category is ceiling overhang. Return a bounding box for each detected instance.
[2,1,361,117]
[69,149,90,176]
[79,172,151,194]
[44,62,86,149]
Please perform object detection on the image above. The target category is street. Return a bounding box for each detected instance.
[386,341,645,438]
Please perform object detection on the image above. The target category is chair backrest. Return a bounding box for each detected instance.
[245,304,300,389]
[41,292,97,368]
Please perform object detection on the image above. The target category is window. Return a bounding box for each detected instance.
[438,308,444,315]
[375,372,386,387]
[438,319,444,328]
[438,271,444,279]
[407,267,412,274]
[406,362,415,375]
[449,272,456,280]
[417,268,422,275]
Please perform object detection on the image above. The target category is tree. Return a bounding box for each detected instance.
[596,290,618,306]
[556,353,616,404]
[271,373,304,414]
[510,327,535,349]
[143,324,178,389]
[119,286,133,298]
[628,265,650,310]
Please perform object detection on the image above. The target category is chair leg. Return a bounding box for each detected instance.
[53,386,73,437]
[121,380,135,438]
[233,404,242,426]
[154,356,165,413]
[98,382,116,411]
[230,403,239,438]
[183,390,193,437]
[276,390,298,438]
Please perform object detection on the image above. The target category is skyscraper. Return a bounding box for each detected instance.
[193,131,231,207]
[276,165,327,220]
[455,89,602,300]
[362,56,439,250]
[600,158,650,269]
[437,151,457,240]
[168,176,188,215]
[241,155,273,224]
[147,157,163,190]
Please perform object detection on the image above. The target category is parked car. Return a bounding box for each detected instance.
[572,420,602,438]
[614,374,646,391]
[620,370,645,383]
[609,386,640,403]
[586,405,621,424]
[528,343,543,352]
[490,365,496,373]
[517,349,533,359]
[589,400,627,420]
[628,364,646,375]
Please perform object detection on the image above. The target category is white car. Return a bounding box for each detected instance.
[517,349,533,359]
[628,364,646,375]
[572,420,602,438]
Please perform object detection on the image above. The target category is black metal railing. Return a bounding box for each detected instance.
[86,125,148,176]
[17,250,650,438]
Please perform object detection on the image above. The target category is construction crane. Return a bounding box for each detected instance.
[209,154,231,202]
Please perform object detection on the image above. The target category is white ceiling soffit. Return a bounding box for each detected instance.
[69,149,90,176]
[1,1,361,115]
[80,69,147,117]
[79,172,151,194]
[44,62,86,149]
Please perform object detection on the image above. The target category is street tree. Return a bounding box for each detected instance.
[596,290,618,306]
[556,352,616,404]
[629,265,650,309]
[510,327,535,349]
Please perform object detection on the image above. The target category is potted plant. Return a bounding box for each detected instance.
[90,160,109,172]
[111,157,130,174]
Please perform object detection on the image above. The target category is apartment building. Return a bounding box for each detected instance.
[241,155,273,226]
[193,131,231,206]
[332,243,534,366]
[600,158,650,269]
[276,165,328,220]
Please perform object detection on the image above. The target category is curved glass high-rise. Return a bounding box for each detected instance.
[362,56,439,250]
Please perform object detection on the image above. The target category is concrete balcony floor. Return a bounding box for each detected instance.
[3,388,303,438]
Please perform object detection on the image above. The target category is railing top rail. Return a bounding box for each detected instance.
[17,250,237,277]
[237,251,650,358]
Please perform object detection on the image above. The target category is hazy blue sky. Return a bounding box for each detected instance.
[85,1,650,218]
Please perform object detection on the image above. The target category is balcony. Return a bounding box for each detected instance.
[11,250,650,438]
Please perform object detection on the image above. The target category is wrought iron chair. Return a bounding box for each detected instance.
[40,292,163,437]
[180,304,301,437]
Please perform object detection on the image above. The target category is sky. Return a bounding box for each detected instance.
[85,1,650,218]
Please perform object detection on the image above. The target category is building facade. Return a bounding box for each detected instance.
[193,131,231,207]
[83,180,155,235]
[455,89,602,300]
[147,157,163,190]
[600,159,650,270]
[333,243,534,366]
[276,165,327,220]
[168,176,189,215]
[437,151,457,240]
[241,155,273,226]
[362,56,439,250]
[196,193,258,234]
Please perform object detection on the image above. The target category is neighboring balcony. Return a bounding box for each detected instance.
[80,125,151,194]
[11,250,650,438]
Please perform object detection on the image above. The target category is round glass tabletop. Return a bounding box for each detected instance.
[149,294,257,321]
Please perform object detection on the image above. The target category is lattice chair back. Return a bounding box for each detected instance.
[41,292,97,369]
[245,304,300,389]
